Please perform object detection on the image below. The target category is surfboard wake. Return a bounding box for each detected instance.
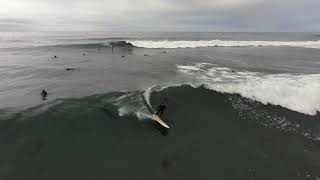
[142,90,170,128]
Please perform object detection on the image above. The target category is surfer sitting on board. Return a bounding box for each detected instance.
[156,103,166,117]
[41,90,48,100]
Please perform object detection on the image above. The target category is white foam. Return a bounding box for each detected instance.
[118,106,130,116]
[128,40,320,49]
[136,112,154,120]
[111,92,151,118]
[175,65,201,71]
[177,63,320,115]
[143,85,156,108]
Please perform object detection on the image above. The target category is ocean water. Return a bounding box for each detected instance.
[0,32,320,180]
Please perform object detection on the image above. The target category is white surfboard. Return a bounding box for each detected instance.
[152,115,170,128]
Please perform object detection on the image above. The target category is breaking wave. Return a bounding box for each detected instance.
[177,63,320,115]
[128,40,320,49]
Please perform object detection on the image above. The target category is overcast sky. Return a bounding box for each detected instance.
[0,0,319,32]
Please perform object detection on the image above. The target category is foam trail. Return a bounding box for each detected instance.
[143,86,155,109]
[128,40,320,49]
[177,63,320,115]
[110,92,151,119]
[110,90,160,121]
[136,112,154,120]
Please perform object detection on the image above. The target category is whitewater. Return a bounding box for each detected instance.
[177,63,320,116]
[128,40,320,49]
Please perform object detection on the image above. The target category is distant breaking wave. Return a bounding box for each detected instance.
[128,40,320,49]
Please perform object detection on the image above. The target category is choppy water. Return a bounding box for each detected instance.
[0,32,320,180]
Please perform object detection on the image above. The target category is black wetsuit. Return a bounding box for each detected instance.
[156,104,166,117]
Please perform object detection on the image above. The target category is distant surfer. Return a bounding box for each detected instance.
[41,90,48,100]
[65,68,75,71]
[156,103,166,117]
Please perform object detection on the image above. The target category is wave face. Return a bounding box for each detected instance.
[128,40,320,49]
[177,63,320,115]
[1,85,320,179]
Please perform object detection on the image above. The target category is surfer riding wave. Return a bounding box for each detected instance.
[156,103,166,117]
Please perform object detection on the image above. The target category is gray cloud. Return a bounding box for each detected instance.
[0,0,319,31]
